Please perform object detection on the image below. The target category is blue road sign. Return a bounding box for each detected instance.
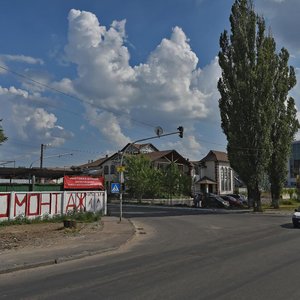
[111,183,121,193]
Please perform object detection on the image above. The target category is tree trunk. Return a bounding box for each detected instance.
[248,184,262,212]
[271,184,280,209]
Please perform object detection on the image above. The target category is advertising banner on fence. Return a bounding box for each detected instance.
[64,176,104,190]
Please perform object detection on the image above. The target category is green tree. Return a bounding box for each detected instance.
[0,120,7,144]
[125,154,155,201]
[268,49,299,208]
[218,0,278,211]
[162,162,181,200]
[146,167,163,199]
[179,173,192,197]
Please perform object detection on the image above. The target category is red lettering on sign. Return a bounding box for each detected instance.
[40,194,52,214]
[14,194,27,216]
[65,193,77,212]
[51,193,60,214]
[76,193,86,210]
[0,193,10,218]
[26,193,41,216]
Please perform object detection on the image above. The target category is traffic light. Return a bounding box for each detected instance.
[177,126,184,138]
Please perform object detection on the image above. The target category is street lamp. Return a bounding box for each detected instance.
[118,126,184,221]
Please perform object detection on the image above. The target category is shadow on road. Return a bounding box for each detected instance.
[107,203,251,219]
[280,223,298,229]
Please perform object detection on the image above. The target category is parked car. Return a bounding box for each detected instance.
[228,194,248,207]
[202,193,230,209]
[221,195,243,208]
[292,208,300,228]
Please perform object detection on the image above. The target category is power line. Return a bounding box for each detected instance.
[0,65,274,159]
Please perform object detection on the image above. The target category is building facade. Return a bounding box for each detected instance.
[287,140,300,187]
[191,150,234,196]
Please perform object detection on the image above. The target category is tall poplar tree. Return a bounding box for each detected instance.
[269,49,299,208]
[218,0,278,211]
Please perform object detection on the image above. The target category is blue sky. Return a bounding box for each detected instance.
[0,0,299,168]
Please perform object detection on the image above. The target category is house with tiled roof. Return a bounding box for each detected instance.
[120,143,159,154]
[77,152,121,190]
[192,150,234,196]
[143,150,191,176]
[77,144,191,193]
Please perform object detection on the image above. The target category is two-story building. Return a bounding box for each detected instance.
[191,150,234,196]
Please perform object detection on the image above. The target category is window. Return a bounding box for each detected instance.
[104,165,109,175]
[110,165,116,174]
[290,159,300,178]
[221,167,231,192]
[228,169,232,191]
[221,167,225,191]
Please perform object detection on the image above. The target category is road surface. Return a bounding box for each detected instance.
[1,205,299,300]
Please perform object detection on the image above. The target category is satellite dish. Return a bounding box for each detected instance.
[155,126,163,136]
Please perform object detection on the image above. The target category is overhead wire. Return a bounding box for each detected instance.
[0,64,157,129]
[0,65,270,162]
[0,64,160,162]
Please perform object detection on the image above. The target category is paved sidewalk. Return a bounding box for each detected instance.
[0,217,135,274]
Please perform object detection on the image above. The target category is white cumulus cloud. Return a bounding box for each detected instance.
[0,54,44,65]
[12,105,71,146]
[0,85,73,147]
[60,9,220,155]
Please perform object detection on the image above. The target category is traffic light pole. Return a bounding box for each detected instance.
[119,126,184,222]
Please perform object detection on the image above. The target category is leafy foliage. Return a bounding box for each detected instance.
[125,155,191,201]
[125,154,155,201]
[268,49,299,208]
[0,119,7,145]
[162,162,181,199]
[218,0,298,211]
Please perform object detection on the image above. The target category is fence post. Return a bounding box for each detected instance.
[9,192,14,221]
[104,190,107,215]
[62,191,66,216]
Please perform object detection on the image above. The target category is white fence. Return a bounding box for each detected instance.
[0,190,107,221]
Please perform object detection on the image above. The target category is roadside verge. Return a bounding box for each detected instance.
[0,216,135,274]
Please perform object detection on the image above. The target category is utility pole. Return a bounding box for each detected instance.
[40,144,44,169]
[39,143,52,168]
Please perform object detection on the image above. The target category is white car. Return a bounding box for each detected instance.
[292,208,300,228]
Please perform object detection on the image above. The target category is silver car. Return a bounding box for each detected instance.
[292,208,300,228]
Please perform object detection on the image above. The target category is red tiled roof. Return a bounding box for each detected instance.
[200,150,228,163]
[78,152,119,169]
[143,150,191,165]
[78,157,106,169]
[144,150,173,160]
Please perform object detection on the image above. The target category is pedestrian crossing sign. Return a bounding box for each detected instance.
[111,183,121,193]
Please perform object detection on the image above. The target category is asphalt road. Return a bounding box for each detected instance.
[1,204,299,300]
